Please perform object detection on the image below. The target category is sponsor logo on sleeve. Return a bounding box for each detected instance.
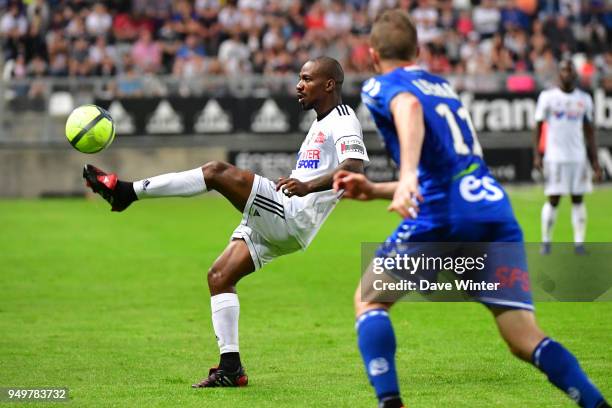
[337,135,365,155]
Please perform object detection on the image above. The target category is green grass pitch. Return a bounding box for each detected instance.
[1,187,610,407]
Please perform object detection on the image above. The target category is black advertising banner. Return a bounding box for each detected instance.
[229,147,612,182]
[95,89,612,136]
[230,151,399,183]
[230,149,532,182]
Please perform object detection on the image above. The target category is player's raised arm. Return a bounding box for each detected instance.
[387,92,425,218]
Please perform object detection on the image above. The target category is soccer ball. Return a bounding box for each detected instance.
[65,105,115,154]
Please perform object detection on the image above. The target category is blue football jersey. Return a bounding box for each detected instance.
[362,66,516,225]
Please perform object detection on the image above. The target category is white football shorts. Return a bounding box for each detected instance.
[231,175,337,270]
[543,161,592,196]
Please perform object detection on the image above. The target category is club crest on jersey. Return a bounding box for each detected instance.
[297,149,320,169]
[314,132,326,144]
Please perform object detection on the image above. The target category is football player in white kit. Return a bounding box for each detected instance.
[82,57,369,387]
[533,60,601,255]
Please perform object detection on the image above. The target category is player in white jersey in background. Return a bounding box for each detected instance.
[82,56,368,387]
[533,59,601,255]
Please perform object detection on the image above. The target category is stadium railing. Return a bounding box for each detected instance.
[0,72,610,143]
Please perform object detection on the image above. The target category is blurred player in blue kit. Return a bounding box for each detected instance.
[334,10,609,408]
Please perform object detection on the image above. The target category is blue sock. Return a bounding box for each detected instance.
[356,309,400,403]
[532,338,607,408]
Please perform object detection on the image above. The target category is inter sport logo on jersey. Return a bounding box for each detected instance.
[297,149,320,169]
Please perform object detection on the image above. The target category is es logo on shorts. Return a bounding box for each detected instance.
[459,175,504,202]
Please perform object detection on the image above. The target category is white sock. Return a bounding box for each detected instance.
[541,201,557,243]
[571,203,587,244]
[211,293,240,354]
[133,168,206,199]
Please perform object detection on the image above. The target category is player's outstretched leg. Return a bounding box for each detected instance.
[193,239,254,388]
[541,195,560,255]
[492,307,609,408]
[571,195,587,254]
[83,161,254,212]
[354,281,404,408]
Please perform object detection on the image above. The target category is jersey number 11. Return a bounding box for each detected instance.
[435,103,483,157]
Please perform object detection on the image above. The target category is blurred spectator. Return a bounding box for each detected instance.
[530,20,548,55]
[472,0,500,39]
[131,30,162,72]
[68,37,93,76]
[117,55,144,97]
[218,0,242,34]
[367,0,398,20]
[27,0,50,32]
[412,0,441,44]
[89,36,116,67]
[456,10,473,37]
[27,54,47,77]
[1,3,28,60]
[460,31,480,62]
[65,17,86,40]
[500,0,531,31]
[544,15,576,57]
[171,0,205,37]
[324,1,352,35]
[4,53,27,79]
[86,3,112,37]
[49,51,68,76]
[27,54,48,99]
[438,0,458,32]
[113,12,140,42]
[1,4,28,38]
[597,50,612,91]
[305,2,326,32]
[218,31,251,74]
[533,47,557,84]
[173,34,209,78]
[578,53,596,88]
[1,0,608,93]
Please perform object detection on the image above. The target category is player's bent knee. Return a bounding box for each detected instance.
[202,161,230,183]
[207,264,234,292]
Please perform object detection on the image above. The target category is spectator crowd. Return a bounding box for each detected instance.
[1,0,611,95]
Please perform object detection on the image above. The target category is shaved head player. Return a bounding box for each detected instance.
[83,56,369,388]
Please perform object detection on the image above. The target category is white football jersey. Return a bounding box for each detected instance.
[286,104,369,247]
[535,87,593,163]
[290,104,369,181]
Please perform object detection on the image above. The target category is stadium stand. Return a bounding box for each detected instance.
[1,0,610,95]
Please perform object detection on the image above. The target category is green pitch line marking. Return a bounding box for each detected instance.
[453,163,480,180]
